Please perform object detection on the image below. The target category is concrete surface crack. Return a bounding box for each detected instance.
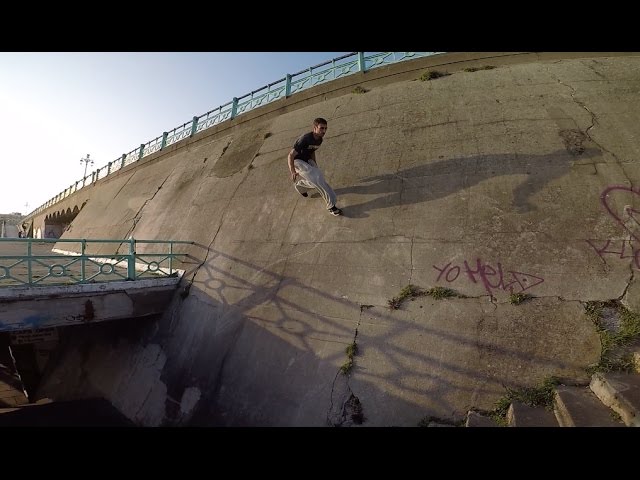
[326,314,364,426]
[409,236,415,283]
[586,62,606,79]
[489,295,498,309]
[220,138,232,158]
[619,263,635,301]
[186,164,254,291]
[112,174,136,202]
[556,77,619,164]
[122,170,175,244]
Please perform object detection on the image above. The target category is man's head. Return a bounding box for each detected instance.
[312,117,328,139]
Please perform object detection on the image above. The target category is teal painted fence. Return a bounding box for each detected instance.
[27,52,443,217]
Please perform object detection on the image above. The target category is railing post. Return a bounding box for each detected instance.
[169,241,174,276]
[121,154,126,169]
[81,239,86,282]
[161,132,168,150]
[285,74,292,97]
[27,239,32,284]
[358,52,366,72]
[138,143,145,160]
[190,116,199,137]
[127,238,136,280]
[231,97,238,119]
[107,161,112,175]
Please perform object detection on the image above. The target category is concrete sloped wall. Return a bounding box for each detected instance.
[35,52,640,426]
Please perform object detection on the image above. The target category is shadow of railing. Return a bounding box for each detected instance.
[154,242,595,425]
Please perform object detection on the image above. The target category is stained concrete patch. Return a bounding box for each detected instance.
[212,124,271,178]
[559,129,588,156]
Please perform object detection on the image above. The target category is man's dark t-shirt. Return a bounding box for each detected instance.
[293,132,322,163]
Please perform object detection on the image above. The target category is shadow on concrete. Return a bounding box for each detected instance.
[149,244,593,426]
[0,335,27,408]
[26,239,595,425]
[335,149,599,218]
[0,398,135,426]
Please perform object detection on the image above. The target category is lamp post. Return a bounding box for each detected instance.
[80,154,94,185]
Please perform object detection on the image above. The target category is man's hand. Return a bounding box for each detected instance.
[290,170,298,181]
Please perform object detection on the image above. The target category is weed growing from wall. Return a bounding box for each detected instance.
[584,300,640,373]
[340,341,358,375]
[463,65,496,72]
[419,70,447,81]
[490,376,560,425]
[509,293,533,305]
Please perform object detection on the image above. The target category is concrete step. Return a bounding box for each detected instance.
[590,372,640,427]
[507,402,558,427]
[553,385,623,426]
[465,410,500,427]
[631,344,640,373]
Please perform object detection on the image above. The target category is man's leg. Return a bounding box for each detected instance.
[294,159,338,210]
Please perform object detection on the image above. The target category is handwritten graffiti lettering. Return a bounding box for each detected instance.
[586,238,640,269]
[433,258,544,295]
[590,185,640,269]
[601,185,640,242]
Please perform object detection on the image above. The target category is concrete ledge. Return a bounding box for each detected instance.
[554,385,622,427]
[590,372,640,427]
[0,277,179,300]
[465,410,499,427]
[507,402,558,427]
[0,277,180,331]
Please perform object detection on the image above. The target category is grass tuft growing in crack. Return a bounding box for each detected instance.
[388,284,425,309]
[340,341,358,375]
[463,65,496,72]
[388,284,463,309]
[427,286,460,299]
[419,70,447,81]
[352,86,368,94]
[509,293,533,305]
[584,300,640,373]
[490,376,561,425]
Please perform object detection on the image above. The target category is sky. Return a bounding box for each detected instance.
[0,52,350,215]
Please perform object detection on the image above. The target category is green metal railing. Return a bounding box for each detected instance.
[27,52,444,218]
[0,238,194,287]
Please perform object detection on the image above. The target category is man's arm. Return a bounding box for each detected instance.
[288,148,299,181]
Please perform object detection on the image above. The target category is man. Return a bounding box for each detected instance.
[288,117,342,216]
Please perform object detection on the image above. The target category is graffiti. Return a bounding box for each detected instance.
[586,238,640,269]
[433,258,544,296]
[588,185,640,269]
[601,185,640,242]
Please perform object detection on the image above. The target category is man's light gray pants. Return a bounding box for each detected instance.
[294,159,337,210]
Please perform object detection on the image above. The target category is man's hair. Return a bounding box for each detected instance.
[313,117,328,126]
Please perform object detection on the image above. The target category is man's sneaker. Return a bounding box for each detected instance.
[328,206,343,216]
[294,184,308,197]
